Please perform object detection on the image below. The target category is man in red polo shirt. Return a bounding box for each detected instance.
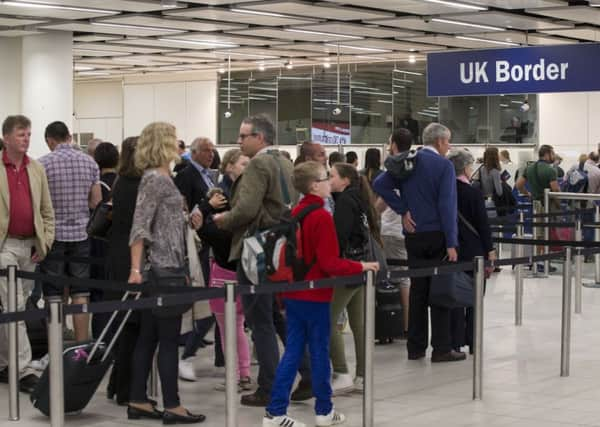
[0,115,55,393]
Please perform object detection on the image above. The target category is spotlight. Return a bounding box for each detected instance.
[224,110,233,118]
[408,55,416,64]
[323,62,331,69]
[332,106,342,116]
[520,100,530,112]
[218,68,226,74]
[285,60,293,70]
[258,63,265,71]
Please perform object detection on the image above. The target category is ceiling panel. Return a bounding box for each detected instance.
[468,30,575,45]
[163,6,319,26]
[0,16,45,26]
[468,0,564,8]
[226,27,360,42]
[275,42,395,55]
[236,1,392,21]
[541,26,600,42]
[112,55,182,65]
[23,0,167,12]
[154,55,218,64]
[110,38,217,50]
[184,0,264,4]
[74,61,128,69]
[369,16,503,34]
[292,22,419,39]
[405,35,502,49]
[73,34,123,42]
[214,46,323,58]
[74,42,176,54]
[527,6,600,26]
[323,0,487,15]
[162,33,275,46]
[96,14,247,32]
[0,4,117,20]
[342,39,441,52]
[0,29,42,37]
[443,11,572,30]
[73,48,131,57]
[39,22,187,37]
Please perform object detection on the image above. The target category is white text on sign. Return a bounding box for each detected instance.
[460,58,569,84]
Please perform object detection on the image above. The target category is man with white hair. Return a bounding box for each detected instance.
[373,123,464,363]
[86,138,103,157]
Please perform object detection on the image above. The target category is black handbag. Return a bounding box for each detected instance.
[86,202,112,241]
[145,266,191,318]
[429,271,473,309]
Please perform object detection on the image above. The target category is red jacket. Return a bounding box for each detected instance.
[282,194,363,303]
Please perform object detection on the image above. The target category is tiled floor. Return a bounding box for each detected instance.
[3,259,600,426]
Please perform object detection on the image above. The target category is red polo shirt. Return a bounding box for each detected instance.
[3,150,34,237]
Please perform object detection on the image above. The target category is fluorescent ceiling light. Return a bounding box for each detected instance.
[354,55,390,61]
[74,65,94,71]
[510,100,524,105]
[431,18,503,32]
[393,77,414,83]
[93,22,181,33]
[3,1,116,14]
[230,8,290,18]
[213,51,278,59]
[284,28,362,40]
[393,69,423,76]
[77,71,111,76]
[324,43,389,53]
[74,48,129,56]
[377,100,393,104]
[423,0,486,11]
[159,38,238,48]
[499,103,509,107]
[456,35,519,46]
[418,111,438,118]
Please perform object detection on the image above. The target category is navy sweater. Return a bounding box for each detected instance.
[373,148,458,248]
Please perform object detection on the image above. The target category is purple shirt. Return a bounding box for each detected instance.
[39,144,99,242]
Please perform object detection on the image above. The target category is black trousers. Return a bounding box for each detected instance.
[405,231,452,355]
[130,311,182,409]
[108,320,140,404]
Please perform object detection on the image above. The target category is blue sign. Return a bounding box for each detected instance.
[427,43,600,97]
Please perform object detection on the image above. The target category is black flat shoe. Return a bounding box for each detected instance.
[127,405,164,420]
[163,410,206,424]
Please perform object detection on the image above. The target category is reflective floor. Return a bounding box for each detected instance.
[2,259,600,427]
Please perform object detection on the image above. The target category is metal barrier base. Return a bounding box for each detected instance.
[582,282,600,288]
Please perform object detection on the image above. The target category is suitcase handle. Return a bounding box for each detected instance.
[87,291,141,364]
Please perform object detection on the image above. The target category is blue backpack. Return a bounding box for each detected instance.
[562,162,588,193]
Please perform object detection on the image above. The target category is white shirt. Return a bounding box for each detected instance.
[422,145,440,156]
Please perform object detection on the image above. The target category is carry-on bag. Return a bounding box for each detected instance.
[375,281,404,344]
[30,292,140,416]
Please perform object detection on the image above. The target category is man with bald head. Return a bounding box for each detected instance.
[301,141,327,167]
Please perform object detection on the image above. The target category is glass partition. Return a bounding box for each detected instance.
[311,70,351,145]
[277,76,311,146]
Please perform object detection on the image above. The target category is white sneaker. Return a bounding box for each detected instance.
[262,413,306,427]
[178,359,197,382]
[316,409,346,426]
[29,354,49,372]
[331,373,353,396]
[353,376,363,393]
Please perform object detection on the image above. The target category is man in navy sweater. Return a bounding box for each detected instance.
[373,123,465,363]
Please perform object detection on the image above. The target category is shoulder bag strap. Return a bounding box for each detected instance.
[458,211,480,238]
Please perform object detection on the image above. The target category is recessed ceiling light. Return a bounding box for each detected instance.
[285,60,293,69]
[431,18,504,32]
[218,67,226,74]
[3,0,116,14]
[92,22,181,33]
[284,28,362,40]
[323,62,331,68]
[324,43,390,53]
[77,71,111,76]
[258,63,266,71]
[456,35,519,46]
[159,38,238,48]
[408,55,417,64]
[230,8,290,18]
[422,0,486,11]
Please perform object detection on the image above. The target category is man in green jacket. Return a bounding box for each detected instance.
[214,115,312,407]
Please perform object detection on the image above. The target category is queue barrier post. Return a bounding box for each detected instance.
[7,265,19,421]
[574,218,583,314]
[363,270,375,427]
[515,212,524,326]
[48,298,64,427]
[225,282,238,427]
[595,204,600,284]
[473,256,485,401]
[544,189,550,276]
[561,247,573,377]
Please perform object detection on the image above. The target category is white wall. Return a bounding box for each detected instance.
[0,38,21,122]
[539,92,600,168]
[73,73,218,147]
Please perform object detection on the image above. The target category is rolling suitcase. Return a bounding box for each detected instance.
[25,296,48,360]
[375,281,404,344]
[30,292,139,416]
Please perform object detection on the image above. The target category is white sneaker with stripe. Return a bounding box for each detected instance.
[262,413,306,427]
[315,409,346,426]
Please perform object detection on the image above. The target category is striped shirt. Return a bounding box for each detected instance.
[39,144,99,242]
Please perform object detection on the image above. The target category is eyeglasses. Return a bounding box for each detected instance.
[239,132,257,140]
[315,171,330,182]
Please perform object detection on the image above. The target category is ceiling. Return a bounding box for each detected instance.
[1,0,599,79]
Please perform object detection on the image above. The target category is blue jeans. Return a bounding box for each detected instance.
[267,299,332,417]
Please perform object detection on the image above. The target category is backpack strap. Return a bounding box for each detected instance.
[294,203,321,222]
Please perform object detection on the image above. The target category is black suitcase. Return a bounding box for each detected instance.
[25,296,48,360]
[30,292,139,416]
[375,281,404,344]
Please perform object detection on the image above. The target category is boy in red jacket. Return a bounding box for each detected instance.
[263,161,379,427]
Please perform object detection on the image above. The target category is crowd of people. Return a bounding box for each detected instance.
[0,112,597,426]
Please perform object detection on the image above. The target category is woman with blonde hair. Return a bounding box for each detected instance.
[127,122,205,424]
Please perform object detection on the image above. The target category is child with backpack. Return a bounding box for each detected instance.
[262,161,379,427]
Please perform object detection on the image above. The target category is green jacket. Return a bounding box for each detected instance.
[221,149,297,261]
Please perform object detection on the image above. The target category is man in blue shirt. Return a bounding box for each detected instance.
[373,123,465,363]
